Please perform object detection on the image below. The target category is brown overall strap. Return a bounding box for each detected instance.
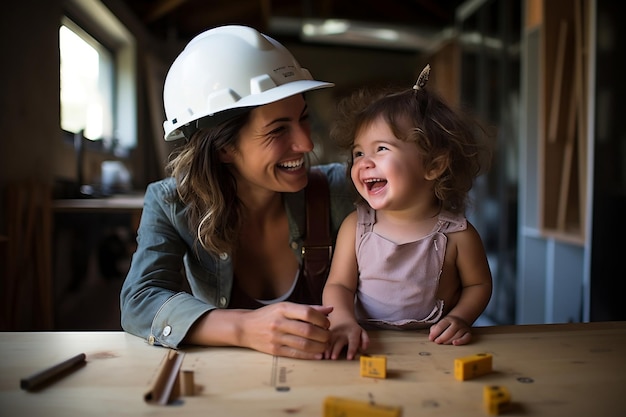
[302,167,332,304]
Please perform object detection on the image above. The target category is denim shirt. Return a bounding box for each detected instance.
[120,163,355,348]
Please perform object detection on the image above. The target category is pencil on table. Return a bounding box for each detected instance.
[20,353,86,391]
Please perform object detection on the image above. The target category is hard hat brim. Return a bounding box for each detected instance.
[164,79,334,141]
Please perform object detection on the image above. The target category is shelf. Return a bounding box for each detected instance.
[539,0,589,241]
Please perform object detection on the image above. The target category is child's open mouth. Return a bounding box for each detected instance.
[364,178,387,191]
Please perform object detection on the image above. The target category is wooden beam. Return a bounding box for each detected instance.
[144,0,191,23]
[548,20,568,144]
[574,0,588,236]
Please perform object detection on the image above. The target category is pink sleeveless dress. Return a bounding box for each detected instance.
[354,204,467,329]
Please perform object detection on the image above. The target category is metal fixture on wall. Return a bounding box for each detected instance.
[268,17,456,52]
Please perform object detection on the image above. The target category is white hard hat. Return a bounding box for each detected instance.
[162,25,334,141]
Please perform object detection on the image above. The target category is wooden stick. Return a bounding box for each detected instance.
[20,353,86,391]
[548,20,568,143]
[557,89,577,232]
[144,350,185,405]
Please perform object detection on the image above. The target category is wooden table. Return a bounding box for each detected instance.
[1,322,625,416]
[52,194,144,296]
[52,194,145,211]
[53,194,144,231]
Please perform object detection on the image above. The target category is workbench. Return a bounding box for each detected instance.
[1,321,624,416]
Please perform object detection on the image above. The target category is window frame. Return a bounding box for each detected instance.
[61,0,137,155]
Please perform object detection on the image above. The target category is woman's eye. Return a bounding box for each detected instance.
[269,126,286,136]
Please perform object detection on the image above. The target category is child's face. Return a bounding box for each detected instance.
[351,116,432,211]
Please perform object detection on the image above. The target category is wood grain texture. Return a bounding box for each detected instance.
[1,323,625,416]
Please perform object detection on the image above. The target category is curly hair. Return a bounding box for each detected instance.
[331,84,492,214]
[165,111,252,256]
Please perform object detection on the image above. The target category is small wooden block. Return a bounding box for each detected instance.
[179,370,195,396]
[483,385,512,415]
[454,353,492,381]
[360,354,387,379]
[324,396,402,417]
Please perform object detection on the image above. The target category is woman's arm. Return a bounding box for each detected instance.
[185,304,334,359]
[121,179,337,358]
[120,180,214,348]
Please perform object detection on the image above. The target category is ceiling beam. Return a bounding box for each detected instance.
[144,0,191,23]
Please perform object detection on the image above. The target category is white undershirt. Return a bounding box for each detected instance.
[255,269,300,305]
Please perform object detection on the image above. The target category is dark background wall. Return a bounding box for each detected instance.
[590,0,626,321]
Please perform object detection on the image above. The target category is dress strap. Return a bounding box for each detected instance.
[356,204,375,237]
[434,210,468,234]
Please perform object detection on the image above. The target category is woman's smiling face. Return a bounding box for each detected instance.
[223,94,314,195]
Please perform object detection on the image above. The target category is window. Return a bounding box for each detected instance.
[60,19,114,142]
[60,0,137,154]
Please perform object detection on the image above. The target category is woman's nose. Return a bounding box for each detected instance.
[291,126,314,152]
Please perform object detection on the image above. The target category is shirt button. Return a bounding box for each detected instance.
[219,296,227,307]
[219,252,229,260]
[290,241,298,250]
[162,325,172,337]
[148,335,155,345]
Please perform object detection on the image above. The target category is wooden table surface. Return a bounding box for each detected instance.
[52,194,144,213]
[1,322,625,416]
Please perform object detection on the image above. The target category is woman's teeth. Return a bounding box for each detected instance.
[278,158,304,170]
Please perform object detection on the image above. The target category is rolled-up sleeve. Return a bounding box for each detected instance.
[119,180,215,348]
[120,167,353,348]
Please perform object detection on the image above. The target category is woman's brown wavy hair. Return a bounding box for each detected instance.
[166,111,252,256]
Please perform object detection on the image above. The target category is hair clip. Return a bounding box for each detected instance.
[412,64,431,91]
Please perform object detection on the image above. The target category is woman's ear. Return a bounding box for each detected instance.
[425,154,449,180]
[219,147,235,163]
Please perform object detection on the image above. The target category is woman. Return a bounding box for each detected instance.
[120,25,355,359]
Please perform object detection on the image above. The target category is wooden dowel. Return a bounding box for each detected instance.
[20,353,86,391]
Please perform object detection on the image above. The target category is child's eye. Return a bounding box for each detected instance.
[352,150,364,159]
[377,145,389,152]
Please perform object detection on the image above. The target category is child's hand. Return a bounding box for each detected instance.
[429,315,472,346]
[324,321,369,360]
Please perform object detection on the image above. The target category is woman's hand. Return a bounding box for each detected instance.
[324,320,369,360]
[237,303,334,359]
[428,315,472,346]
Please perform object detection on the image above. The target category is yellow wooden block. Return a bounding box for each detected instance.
[324,396,402,417]
[483,385,512,415]
[454,353,492,381]
[360,354,387,379]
